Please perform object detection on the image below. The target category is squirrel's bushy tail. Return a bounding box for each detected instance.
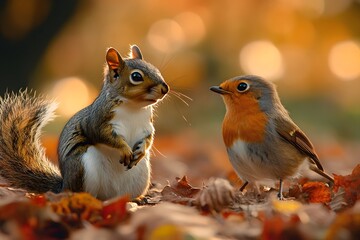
[0,90,62,193]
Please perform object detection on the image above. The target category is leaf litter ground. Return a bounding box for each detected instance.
[0,133,359,239]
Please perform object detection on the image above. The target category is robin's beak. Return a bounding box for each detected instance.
[210,86,231,95]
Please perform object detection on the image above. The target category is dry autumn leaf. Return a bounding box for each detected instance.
[99,196,129,228]
[0,199,68,240]
[50,192,103,227]
[261,214,302,240]
[161,176,201,204]
[195,177,235,212]
[333,164,360,208]
[325,202,360,240]
[302,182,332,204]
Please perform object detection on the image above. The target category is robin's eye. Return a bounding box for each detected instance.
[129,70,144,85]
[237,82,249,92]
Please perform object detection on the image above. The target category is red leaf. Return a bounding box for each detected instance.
[28,194,47,207]
[302,182,332,204]
[99,196,129,227]
[262,215,302,240]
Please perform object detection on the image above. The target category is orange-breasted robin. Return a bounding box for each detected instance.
[210,75,334,199]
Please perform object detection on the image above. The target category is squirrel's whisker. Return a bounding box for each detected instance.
[169,91,190,107]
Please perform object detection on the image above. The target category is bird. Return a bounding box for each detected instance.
[210,75,334,200]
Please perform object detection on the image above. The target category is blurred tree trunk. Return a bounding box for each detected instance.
[0,0,79,95]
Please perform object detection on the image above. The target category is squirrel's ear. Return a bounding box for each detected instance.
[130,45,143,60]
[106,48,125,71]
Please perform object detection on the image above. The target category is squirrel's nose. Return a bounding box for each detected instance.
[161,82,169,95]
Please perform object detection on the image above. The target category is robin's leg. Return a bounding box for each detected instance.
[277,179,284,200]
[239,181,249,192]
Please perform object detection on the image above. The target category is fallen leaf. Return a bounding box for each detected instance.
[161,176,201,204]
[302,182,332,204]
[71,225,119,240]
[262,214,303,240]
[149,224,184,240]
[195,178,235,212]
[0,199,68,239]
[333,164,360,208]
[27,193,48,207]
[117,202,219,239]
[325,201,360,240]
[99,196,129,227]
[272,199,303,214]
[50,192,103,227]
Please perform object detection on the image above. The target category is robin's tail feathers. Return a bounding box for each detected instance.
[0,90,62,193]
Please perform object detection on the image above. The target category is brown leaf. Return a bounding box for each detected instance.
[195,178,235,212]
[161,176,201,204]
[117,202,219,239]
[333,164,360,208]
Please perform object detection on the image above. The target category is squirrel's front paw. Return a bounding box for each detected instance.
[119,146,132,167]
[128,140,146,169]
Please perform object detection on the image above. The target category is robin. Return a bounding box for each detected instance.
[210,75,334,199]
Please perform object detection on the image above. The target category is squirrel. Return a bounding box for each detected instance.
[0,45,169,200]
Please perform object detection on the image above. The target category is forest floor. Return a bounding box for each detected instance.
[0,132,359,239]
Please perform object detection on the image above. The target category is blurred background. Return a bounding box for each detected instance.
[1,0,359,184]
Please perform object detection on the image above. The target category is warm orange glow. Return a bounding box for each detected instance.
[147,19,185,53]
[239,41,284,81]
[51,77,95,117]
[174,12,206,46]
[328,40,360,81]
[290,0,324,17]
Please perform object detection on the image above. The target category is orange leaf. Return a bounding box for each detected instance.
[51,192,102,226]
[302,182,332,204]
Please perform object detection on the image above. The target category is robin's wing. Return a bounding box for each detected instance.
[275,118,324,171]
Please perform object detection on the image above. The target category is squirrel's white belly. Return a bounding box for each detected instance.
[82,144,150,200]
[81,105,154,200]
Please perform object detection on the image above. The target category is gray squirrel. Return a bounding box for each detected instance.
[0,45,169,200]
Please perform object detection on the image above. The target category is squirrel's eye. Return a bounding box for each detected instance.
[129,70,144,85]
[237,82,249,92]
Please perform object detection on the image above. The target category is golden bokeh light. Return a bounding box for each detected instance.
[328,40,360,81]
[51,77,96,117]
[174,12,206,46]
[239,40,284,81]
[147,19,185,53]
